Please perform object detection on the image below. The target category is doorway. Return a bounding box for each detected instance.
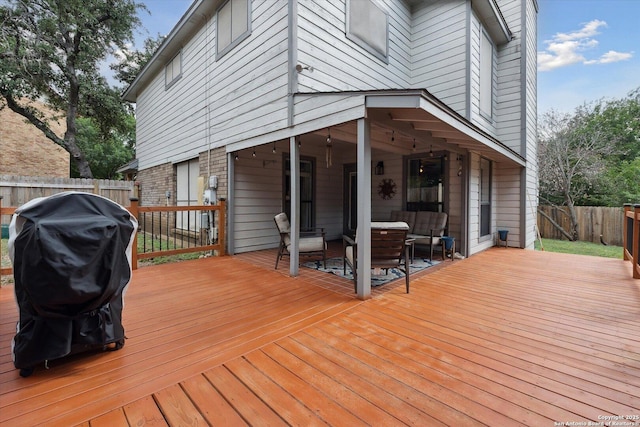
[343,163,357,235]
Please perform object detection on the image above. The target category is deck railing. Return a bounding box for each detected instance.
[0,196,226,279]
[127,198,226,270]
[623,204,640,279]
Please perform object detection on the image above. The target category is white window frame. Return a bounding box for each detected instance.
[346,0,389,63]
[165,52,182,89]
[479,29,494,119]
[216,0,251,59]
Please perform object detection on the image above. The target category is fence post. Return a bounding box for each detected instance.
[129,197,139,271]
[623,204,632,260]
[634,205,640,279]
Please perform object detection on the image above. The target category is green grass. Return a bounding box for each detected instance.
[534,238,623,259]
[1,237,9,268]
[136,234,208,266]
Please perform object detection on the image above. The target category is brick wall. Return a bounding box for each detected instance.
[138,147,229,207]
[0,104,69,177]
[199,147,228,201]
[137,162,174,206]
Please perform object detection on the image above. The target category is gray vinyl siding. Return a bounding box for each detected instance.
[495,0,524,154]
[136,0,290,171]
[411,1,468,116]
[135,22,209,169]
[469,11,498,135]
[295,0,412,94]
[495,163,522,245]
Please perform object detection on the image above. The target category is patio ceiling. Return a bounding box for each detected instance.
[308,91,526,166]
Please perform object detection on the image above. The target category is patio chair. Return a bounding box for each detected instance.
[342,221,411,293]
[274,213,327,269]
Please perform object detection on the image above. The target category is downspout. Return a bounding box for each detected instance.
[205,12,212,180]
[287,0,297,127]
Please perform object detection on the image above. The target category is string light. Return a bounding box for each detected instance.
[272,142,276,153]
[412,139,416,151]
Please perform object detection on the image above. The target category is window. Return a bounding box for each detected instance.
[479,30,494,117]
[480,157,491,237]
[405,156,444,212]
[284,156,316,231]
[347,0,389,63]
[165,52,182,88]
[216,0,250,58]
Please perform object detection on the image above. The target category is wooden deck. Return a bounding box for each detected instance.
[1,247,639,426]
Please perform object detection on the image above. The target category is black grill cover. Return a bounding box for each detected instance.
[8,192,137,371]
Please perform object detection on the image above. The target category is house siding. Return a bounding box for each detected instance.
[136,0,290,171]
[296,0,412,94]
[131,0,537,258]
[411,0,468,115]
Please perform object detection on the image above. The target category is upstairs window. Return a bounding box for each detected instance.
[479,30,494,118]
[217,0,250,58]
[347,0,389,63]
[165,52,182,89]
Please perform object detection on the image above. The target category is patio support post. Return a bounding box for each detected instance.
[289,135,300,276]
[356,118,372,299]
[227,152,236,254]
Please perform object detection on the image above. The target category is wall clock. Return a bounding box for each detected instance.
[377,178,396,200]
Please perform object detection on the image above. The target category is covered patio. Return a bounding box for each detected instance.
[1,248,639,425]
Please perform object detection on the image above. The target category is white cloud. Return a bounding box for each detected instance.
[538,19,633,71]
[584,50,634,65]
[553,19,607,41]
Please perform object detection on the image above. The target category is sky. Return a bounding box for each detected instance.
[129,0,639,115]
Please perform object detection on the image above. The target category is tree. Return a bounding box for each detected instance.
[581,88,640,206]
[537,107,611,240]
[111,34,164,87]
[71,115,135,179]
[0,0,145,178]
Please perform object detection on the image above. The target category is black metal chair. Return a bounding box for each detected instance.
[343,222,411,293]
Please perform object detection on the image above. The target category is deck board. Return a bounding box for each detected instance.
[1,248,639,426]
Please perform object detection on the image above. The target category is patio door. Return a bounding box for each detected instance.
[176,158,200,231]
[343,163,357,235]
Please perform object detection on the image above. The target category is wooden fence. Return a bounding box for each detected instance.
[537,205,624,247]
[0,175,135,226]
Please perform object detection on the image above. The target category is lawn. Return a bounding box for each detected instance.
[535,238,623,259]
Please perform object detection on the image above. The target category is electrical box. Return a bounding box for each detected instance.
[201,212,210,229]
[209,175,218,189]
